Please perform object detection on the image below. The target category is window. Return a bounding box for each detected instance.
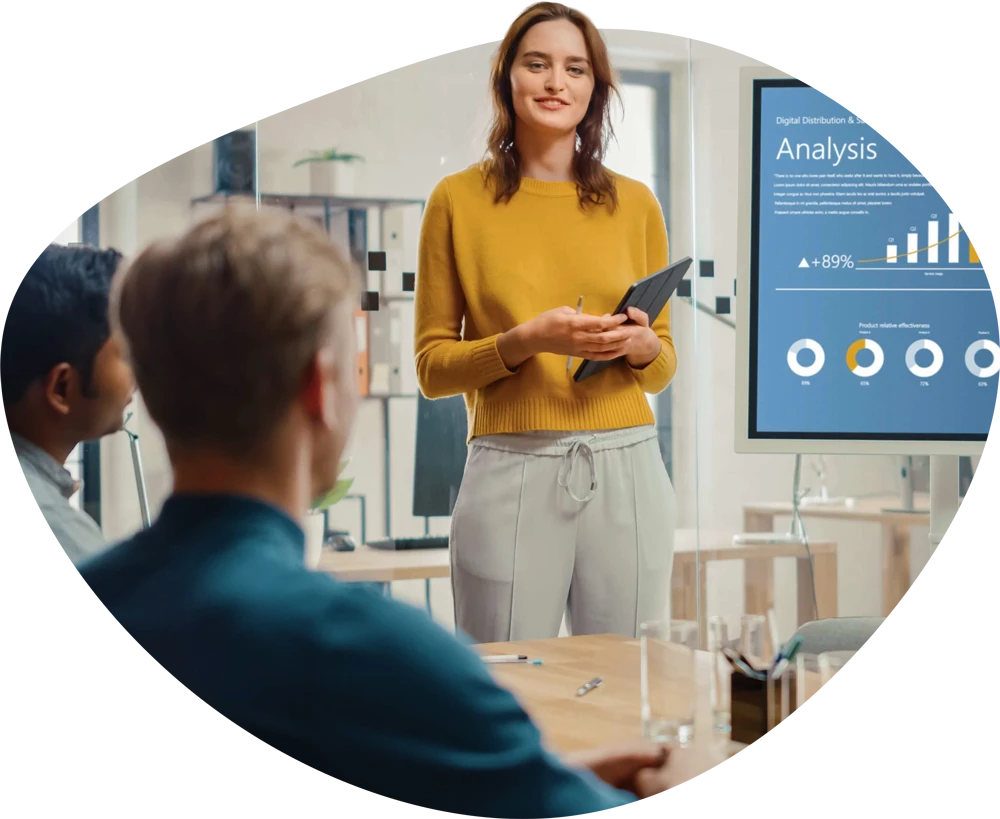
[605,81,657,196]
[605,70,673,477]
[48,216,83,509]
[49,216,82,245]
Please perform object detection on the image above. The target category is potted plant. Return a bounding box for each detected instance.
[294,148,365,197]
[304,459,354,570]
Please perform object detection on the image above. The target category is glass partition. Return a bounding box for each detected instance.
[687,38,931,652]
[602,31,701,639]
[93,125,259,542]
[250,31,698,632]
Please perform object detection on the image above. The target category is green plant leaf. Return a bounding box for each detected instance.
[311,477,354,511]
[292,148,365,167]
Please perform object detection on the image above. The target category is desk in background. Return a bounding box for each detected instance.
[319,532,839,634]
[672,532,838,648]
[316,545,448,612]
[743,493,931,616]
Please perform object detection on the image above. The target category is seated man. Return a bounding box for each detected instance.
[2,243,135,563]
[80,207,714,816]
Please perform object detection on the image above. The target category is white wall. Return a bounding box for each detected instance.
[96,32,930,636]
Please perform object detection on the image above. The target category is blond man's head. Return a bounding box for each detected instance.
[112,205,359,499]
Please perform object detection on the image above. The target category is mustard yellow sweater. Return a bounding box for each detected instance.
[414,164,677,440]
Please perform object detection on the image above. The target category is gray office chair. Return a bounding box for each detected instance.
[792,617,885,654]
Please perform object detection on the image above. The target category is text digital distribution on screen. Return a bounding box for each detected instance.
[750,80,997,440]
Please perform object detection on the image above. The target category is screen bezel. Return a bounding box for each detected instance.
[734,67,988,455]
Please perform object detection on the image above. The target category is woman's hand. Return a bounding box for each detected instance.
[621,307,662,369]
[497,308,630,369]
[530,308,635,358]
[496,306,661,370]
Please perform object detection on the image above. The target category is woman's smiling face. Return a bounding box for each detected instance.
[509,19,595,139]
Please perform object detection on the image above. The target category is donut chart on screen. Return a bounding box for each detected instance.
[905,340,944,378]
[965,339,1000,378]
[787,339,825,377]
[845,339,884,377]
[749,79,996,438]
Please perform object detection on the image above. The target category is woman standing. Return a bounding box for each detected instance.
[415,2,677,643]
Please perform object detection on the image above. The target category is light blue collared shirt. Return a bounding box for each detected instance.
[7,431,108,568]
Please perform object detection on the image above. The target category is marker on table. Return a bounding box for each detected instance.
[769,634,804,680]
[576,677,603,697]
[567,295,584,372]
[483,655,543,665]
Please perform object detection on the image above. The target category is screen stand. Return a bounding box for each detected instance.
[882,455,929,515]
[929,455,960,556]
[733,454,807,545]
[123,412,151,530]
[798,455,854,508]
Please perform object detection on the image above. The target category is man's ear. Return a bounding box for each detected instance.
[42,363,75,417]
[300,354,324,422]
[301,348,339,428]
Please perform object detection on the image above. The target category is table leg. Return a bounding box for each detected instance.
[744,511,775,534]
[744,558,775,619]
[882,524,911,616]
[671,557,698,623]
[797,551,837,626]
[425,578,432,614]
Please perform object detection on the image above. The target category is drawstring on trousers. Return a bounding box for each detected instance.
[557,436,598,503]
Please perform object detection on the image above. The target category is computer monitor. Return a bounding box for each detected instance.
[735,67,995,455]
[412,392,468,517]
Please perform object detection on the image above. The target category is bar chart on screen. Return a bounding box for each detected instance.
[856,213,983,268]
[753,81,996,437]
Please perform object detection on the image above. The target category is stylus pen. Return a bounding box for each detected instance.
[567,295,584,372]
[483,655,542,665]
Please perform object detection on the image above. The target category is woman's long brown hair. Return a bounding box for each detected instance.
[483,2,620,212]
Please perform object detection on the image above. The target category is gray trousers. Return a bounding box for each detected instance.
[449,425,676,643]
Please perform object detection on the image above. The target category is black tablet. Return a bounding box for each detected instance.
[573,256,693,383]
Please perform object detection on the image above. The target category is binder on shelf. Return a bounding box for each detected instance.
[388,300,418,396]
[354,307,369,398]
[368,298,392,396]
[347,209,368,283]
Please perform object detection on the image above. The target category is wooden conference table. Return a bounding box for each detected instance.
[477,633,739,759]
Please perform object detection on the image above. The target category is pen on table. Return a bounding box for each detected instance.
[483,655,543,665]
[576,676,603,696]
[566,295,584,372]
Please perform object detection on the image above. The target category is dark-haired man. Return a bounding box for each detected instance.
[2,243,135,563]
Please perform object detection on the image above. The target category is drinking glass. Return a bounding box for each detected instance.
[819,650,856,684]
[640,620,698,745]
[767,652,823,730]
[740,614,767,666]
[707,616,730,734]
[793,653,823,705]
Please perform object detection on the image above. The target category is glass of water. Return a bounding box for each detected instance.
[740,614,767,666]
[707,616,730,734]
[766,653,823,731]
[640,620,698,746]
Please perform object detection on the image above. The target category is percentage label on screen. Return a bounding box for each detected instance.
[820,254,854,268]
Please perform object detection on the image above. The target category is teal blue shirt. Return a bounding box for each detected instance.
[79,495,632,817]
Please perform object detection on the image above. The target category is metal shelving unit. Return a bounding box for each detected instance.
[191,190,426,547]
